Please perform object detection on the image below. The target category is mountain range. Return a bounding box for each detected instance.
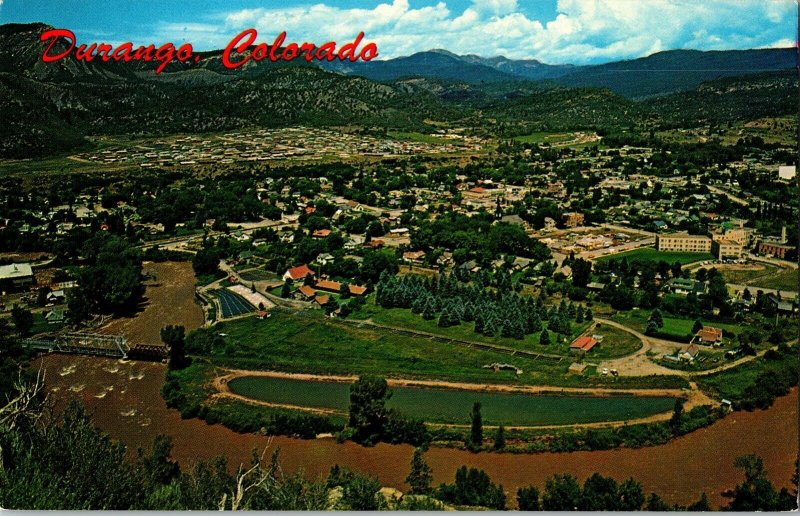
[0,23,796,158]
[322,47,796,98]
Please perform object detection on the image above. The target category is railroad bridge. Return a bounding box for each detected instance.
[22,333,167,360]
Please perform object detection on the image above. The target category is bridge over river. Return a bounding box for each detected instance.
[21,332,167,360]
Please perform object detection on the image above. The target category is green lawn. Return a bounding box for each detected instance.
[196,271,225,286]
[612,311,743,343]
[595,248,713,265]
[349,300,604,356]
[205,310,688,389]
[214,310,563,385]
[719,266,798,292]
[696,351,798,400]
[238,269,280,282]
[587,323,643,359]
[228,375,677,426]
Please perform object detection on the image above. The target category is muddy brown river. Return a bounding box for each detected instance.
[38,354,797,509]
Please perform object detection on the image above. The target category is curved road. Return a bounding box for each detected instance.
[596,317,795,379]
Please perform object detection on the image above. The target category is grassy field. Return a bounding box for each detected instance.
[512,132,574,144]
[612,311,743,343]
[228,376,677,426]
[696,350,798,400]
[206,310,689,389]
[0,155,136,177]
[237,269,280,282]
[595,248,713,265]
[587,323,643,359]
[348,301,609,356]
[718,265,798,292]
[214,310,563,384]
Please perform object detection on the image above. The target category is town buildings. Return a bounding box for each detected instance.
[656,233,712,253]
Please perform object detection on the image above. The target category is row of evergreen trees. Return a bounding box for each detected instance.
[376,272,592,341]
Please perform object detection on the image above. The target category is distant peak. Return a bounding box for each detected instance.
[427,48,460,57]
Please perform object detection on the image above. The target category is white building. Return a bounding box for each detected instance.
[778,165,796,180]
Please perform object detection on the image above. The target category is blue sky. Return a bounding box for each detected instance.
[1,0,795,64]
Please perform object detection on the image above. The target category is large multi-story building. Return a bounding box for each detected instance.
[711,239,743,260]
[712,227,749,246]
[656,233,712,253]
[757,227,796,260]
[757,241,795,260]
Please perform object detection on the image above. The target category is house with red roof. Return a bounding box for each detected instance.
[570,336,599,353]
[314,279,368,296]
[694,326,723,345]
[283,264,316,282]
[296,285,317,300]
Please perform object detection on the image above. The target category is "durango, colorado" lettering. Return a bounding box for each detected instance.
[39,28,379,74]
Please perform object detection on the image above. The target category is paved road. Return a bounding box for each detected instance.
[707,185,751,207]
[599,224,656,238]
[747,254,799,270]
[139,219,299,252]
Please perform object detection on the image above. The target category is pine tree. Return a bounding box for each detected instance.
[649,308,664,328]
[411,295,426,314]
[670,398,684,435]
[483,317,498,337]
[539,329,551,345]
[560,314,571,335]
[510,318,525,340]
[448,306,462,326]
[438,307,451,328]
[462,302,475,322]
[548,313,561,333]
[575,305,584,323]
[422,298,436,320]
[500,319,513,338]
[494,425,506,450]
[585,308,593,321]
[567,302,576,319]
[528,312,542,333]
[406,448,433,495]
[469,402,483,449]
[474,313,485,334]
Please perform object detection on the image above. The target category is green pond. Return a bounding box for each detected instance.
[227,376,677,426]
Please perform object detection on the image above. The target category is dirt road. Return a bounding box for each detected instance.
[210,368,716,430]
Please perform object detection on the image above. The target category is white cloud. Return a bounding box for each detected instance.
[153,0,796,64]
[761,38,796,49]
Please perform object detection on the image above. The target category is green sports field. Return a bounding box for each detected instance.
[594,248,713,265]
